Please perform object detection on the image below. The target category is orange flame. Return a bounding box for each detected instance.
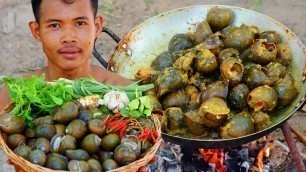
[255,135,271,171]
[256,149,264,170]
[199,149,227,172]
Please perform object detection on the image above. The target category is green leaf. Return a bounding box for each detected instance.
[125,92,136,101]
[138,104,145,113]
[140,96,151,109]
[130,110,142,118]
[100,105,112,114]
[50,95,63,105]
[120,106,128,117]
[143,109,152,116]
[65,95,73,101]
[10,105,21,115]
[93,112,103,118]
[27,121,35,129]
[25,92,41,104]
[128,99,140,110]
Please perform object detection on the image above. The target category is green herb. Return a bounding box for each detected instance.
[93,112,103,118]
[100,105,112,114]
[2,75,75,125]
[120,95,152,118]
[57,77,154,101]
[2,75,154,123]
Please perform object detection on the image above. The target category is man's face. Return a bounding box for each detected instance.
[31,0,101,71]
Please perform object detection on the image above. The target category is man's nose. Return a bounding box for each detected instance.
[61,25,77,44]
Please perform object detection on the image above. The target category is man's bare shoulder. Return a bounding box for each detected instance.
[91,65,133,86]
[0,85,10,112]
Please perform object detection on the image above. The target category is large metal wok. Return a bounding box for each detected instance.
[95,5,306,148]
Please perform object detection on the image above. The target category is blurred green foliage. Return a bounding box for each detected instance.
[144,0,154,4]
[253,0,262,11]
[98,2,116,17]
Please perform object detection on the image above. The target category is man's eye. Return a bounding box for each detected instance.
[76,21,86,26]
[50,24,60,28]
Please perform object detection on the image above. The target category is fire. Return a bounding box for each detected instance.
[199,148,227,172]
[255,146,271,171]
[254,135,272,171]
[265,147,270,158]
[256,148,264,170]
[198,135,272,172]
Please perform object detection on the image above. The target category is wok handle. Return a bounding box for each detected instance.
[93,27,121,69]
[281,122,305,172]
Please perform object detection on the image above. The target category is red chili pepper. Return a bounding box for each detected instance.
[113,113,121,117]
[107,120,120,127]
[108,122,122,130]
[153,131,158,138]
[108,120,121,128]
[119,125,128,139]
[139,128,150,140]
[104,118,116,125]
[118,121,129,129]
[107,120,125,133]
[112,120,128,127]
[109,125,121,132]
[138,129,145,139]
[138,126,154,141]
[103,117,111,125]
[143,126,149,132]
[150,130,156,143]
[257,101,264,107]
[104,114,122,125]
[144,130,150,141]
[140,128,145,135]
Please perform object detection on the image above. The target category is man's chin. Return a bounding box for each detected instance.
[48,58,90,72]
[59,63,84,71]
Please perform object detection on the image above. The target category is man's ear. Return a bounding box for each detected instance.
[29,21,41,41]
[94,16,103,38]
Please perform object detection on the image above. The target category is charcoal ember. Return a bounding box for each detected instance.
[152,142,182,172]
[239,148,249,161]
[181,147,211,172]
[225,148,244,172]
[145,150,159,171]
[240,161,250,172]
[150,138,272,171]
[244,141,258,158]
[170,144,183,162]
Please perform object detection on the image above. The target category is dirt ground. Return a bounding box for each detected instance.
[0,0,306,171]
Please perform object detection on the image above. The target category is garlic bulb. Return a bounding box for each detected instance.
[103,91,130,113]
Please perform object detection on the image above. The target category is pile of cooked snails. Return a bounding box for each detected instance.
[136,7,298,139]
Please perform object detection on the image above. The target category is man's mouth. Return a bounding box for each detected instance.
[58,47,82,59]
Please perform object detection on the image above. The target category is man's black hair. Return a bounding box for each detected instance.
[31,0,98,23]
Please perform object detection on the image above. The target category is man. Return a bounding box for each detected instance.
[0,0,132,112]
[1,0,137,171]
